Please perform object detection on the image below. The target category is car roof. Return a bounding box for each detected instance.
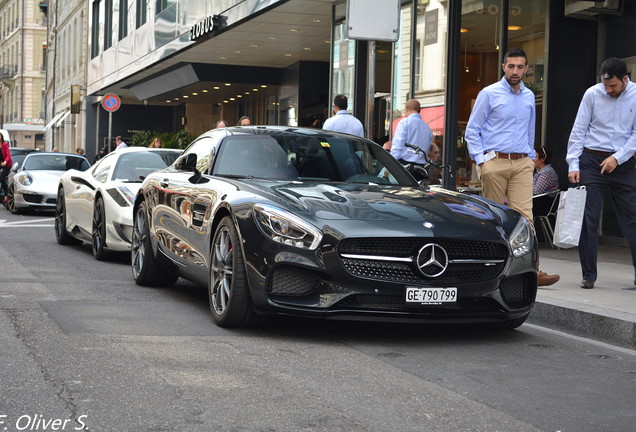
[26,152,85,157]
[9,147,39,155]
[199,125,367,141]
[116,147,182,153]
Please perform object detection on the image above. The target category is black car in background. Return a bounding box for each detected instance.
[9,147,39,170]
[131,126,538,329]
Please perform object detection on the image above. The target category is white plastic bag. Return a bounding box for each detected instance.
[553,186,587,248]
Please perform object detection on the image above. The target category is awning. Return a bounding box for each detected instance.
[43,110,68,131]
[55,110,72,127]
[392,105,445,136]
[1,123,45,132]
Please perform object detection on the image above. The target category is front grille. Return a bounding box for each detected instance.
[23,194,43,203]
[268,267,319,296]
[339,238,508,259]
[500,274,535,308]
[339,238,508,284]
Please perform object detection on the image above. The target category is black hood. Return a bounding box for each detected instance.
[235,180,519,242]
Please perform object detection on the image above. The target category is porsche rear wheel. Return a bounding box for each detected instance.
[209,216,263,328]
[54,187,80,245]
[92,197,109,260]
[131,200,177,286]
[7,184,20,214]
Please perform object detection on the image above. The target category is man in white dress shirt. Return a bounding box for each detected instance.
[567,57,636,289]
[390,99,433,166]
[322,94,364,137]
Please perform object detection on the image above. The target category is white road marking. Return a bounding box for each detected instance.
[524,323,636,357]
[0,217,55,228]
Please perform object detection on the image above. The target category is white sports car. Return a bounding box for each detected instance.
[55,147,181,259]
[6,152,90,214]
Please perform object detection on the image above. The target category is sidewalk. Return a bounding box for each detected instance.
[527,243,636,349]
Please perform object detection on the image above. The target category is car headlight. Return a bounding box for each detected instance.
[509,216,533,258]
[17,173,33,186]
[253,204,323,250]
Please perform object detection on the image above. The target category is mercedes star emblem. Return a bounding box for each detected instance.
[416,243,449,277]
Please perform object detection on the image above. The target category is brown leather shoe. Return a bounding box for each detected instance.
[538,271,560,286]
[580,279,595,289]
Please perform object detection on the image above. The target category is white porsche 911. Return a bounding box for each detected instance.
[6,152,90,214]
[55,147,182,259]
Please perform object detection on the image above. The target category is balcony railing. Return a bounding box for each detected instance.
[0,65,18,79]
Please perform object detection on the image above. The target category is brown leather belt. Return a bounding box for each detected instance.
[583,147,613,158]
[491,152,528,160]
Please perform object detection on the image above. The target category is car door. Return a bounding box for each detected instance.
[67,154,115,236]
[153,134,220,282]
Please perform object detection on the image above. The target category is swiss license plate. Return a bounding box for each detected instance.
[405,287,457,305]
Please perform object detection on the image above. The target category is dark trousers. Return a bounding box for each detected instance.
[0,166,9,196]
[579,151,636,281]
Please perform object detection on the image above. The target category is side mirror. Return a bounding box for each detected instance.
[174,153,197,172]
[11,161,19,172]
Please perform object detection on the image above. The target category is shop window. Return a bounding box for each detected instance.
[456,0,547,188]
[331,3,356,115]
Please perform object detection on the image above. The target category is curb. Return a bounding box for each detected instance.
[528,300,636,349]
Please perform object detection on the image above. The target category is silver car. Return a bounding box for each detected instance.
[6,152,90,213]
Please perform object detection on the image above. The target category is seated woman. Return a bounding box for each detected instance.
[533,146,559,216]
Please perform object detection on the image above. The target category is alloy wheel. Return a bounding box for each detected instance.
[55,189,65,237]
[6,184,16,213]
[131,207,147,278]
[92,198,106,258]
[210,226,233,314]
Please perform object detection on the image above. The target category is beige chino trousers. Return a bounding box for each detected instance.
[480,157,534,223]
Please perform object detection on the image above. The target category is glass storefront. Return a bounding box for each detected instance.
[456,0,547,188]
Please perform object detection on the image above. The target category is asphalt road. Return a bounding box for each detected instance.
[1,209,635,432]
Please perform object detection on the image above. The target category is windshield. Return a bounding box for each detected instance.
[212,134,417,186]
[23,154,90,171]
[112,151,177,182]
[150,149,181,167]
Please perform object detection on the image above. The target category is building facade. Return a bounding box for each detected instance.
[0,0,47,148]
[43,0,89,153]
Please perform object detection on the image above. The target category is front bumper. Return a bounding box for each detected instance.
[244,235,538,324]
[14,187,57,209]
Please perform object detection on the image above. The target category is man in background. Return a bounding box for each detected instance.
[115,136,128,151]
[465,48,559,287]
[390,99,432,167]
[567,57,636,289]
[322,94,364,137]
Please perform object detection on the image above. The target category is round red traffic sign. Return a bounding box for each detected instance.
[102,93,121,112]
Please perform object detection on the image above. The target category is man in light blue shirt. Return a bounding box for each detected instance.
[466,48,558,287]
[566,57,636,289]
[322,94,364,137]
[390,99,433,166]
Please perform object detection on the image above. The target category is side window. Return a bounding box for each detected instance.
[180,132,225,174]
[92,156,114,183]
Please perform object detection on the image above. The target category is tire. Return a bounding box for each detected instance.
[7,184,21,214]
[92,197,109,260]
[131,200,178,286]
[208,216,263,328]
[54,187,80,245]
